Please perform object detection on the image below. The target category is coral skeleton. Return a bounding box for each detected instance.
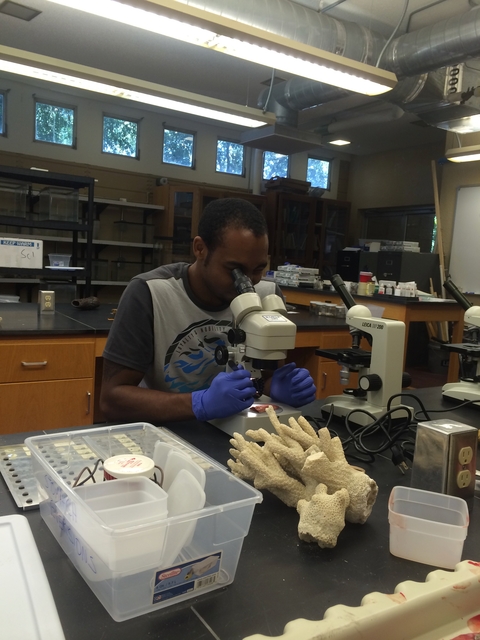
[228,406,378,547]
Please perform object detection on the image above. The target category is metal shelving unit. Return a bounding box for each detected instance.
[0,165,95,297]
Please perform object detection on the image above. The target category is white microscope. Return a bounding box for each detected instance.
[317,274,412,426]
[441,278,480,403]
[210,268,301,437]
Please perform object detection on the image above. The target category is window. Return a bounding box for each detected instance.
[102,115,139,158]
[216,139,244,175]
[0,91,5,136]
[307,157,331,190]
[262,151,289,180]
[162,128,195,168]
[34,99,75,147]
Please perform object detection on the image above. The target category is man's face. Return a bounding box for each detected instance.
[196,227,269,306]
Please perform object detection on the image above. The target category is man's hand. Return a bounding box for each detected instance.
[192,369,256,422]
[270,362,316,407]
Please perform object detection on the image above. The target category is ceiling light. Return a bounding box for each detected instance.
[329,139,351,146]
[0,45,274,128]
[445,145,480,163]
[45,0,398,96]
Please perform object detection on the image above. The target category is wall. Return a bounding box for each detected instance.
[0,75,350,199]
[347,142,447,242]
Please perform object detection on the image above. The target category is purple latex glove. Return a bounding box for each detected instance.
[192,368,256,422]
[270,362,316,407]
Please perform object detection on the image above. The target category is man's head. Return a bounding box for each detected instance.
[198,198,268,258]
[190,198,269,307]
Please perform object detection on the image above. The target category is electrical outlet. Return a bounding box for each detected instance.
[458,446,473,465]
[457,470,471,488]
[412,419,477,504]
[38,290,55,314]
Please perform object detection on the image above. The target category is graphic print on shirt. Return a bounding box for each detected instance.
[163,319,232,392]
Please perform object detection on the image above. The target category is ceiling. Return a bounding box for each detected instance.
[0,0,478,155]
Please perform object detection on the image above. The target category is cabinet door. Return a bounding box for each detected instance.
[275,194,315,267]
[0,378,94,434]
[321,200,350,276]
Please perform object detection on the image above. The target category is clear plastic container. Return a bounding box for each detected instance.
[25,423,262,621]
[39,187,79,222]
[388,486,469,569]
[0,181,27,217]
[48,253,71,267]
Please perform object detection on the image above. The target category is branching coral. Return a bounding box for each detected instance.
[228,406,378,547]
[297,484,350,548]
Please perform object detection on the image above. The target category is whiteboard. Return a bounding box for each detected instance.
[449,185,480,294]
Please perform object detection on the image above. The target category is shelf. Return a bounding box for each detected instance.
[79,195,164,211]
[0,231,156,250]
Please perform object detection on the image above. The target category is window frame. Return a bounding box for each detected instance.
[101,113,140,159]
[215,137,245,176]
[0,90,7,137]
[262,150,290,181]
[306,155,332,191]
[162,126,196,169]
[33,97,77,148]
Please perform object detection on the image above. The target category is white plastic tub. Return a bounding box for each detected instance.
[388,486,469,569]
[25,423,262,621]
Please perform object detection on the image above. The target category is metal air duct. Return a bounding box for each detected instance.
[177,1,480,147]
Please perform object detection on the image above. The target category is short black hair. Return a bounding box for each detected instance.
[198,198,268,252]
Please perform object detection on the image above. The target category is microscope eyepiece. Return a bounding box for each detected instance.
[232,268,255,295]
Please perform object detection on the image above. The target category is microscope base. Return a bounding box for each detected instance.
[321,395,413,426]
[442,381,480,403]
[209,396,301,437]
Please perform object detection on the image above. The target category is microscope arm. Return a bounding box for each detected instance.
[443,278,480,338]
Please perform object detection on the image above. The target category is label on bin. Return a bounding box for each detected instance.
[152,551,222,604]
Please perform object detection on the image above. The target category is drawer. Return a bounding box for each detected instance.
[0,338,95,383]
[0,379,94,433]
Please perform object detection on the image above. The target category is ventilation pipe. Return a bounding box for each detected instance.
[177,0,480,133]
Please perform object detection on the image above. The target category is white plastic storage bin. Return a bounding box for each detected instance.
[25,423,262,621]
[388,486,469,569]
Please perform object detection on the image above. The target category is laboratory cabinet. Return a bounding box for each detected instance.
[0,336,96,433]
[153,182,266,264]
[265,190,350,276]
[290,329,359,399]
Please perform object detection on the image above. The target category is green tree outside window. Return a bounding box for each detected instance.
[307,157,331,189]
[263,151,288,180]
[103,116,138,157]
[163,128,194,167]
[216,139,244,175]
[35,101,75,146]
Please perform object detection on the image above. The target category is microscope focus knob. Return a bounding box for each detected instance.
[214,345,229,365]
[228,328,246,345]
[359,374,382,392]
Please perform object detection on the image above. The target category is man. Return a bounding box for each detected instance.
[100,198,316,423]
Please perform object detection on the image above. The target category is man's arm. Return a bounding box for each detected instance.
[100,359,195,423]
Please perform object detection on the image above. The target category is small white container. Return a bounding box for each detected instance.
[48,253,71,267]
[388,486,469,569]
[103,454,155,481]
[74,477,167,528]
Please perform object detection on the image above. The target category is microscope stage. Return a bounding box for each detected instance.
[209,397,301,437]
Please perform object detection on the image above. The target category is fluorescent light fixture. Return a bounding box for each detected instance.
[446,145,480,163]
[438,114,480,134]
[0,45,273,128]
[45,0,398,96]
[329,139,351,146]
